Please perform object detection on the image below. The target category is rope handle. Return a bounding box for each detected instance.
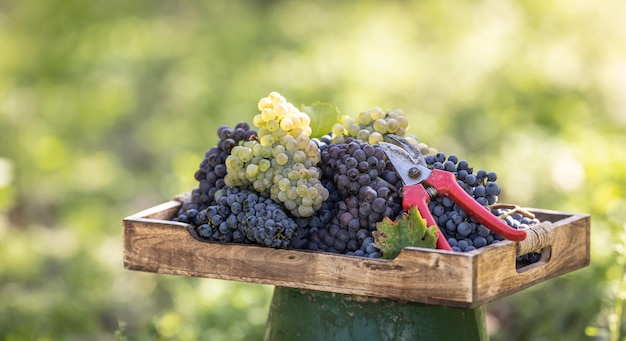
[488,203,554,255]
[517,221,554,256]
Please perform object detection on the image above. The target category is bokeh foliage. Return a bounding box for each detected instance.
[1,0,625,340]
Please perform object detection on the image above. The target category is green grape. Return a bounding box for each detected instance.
[257,97,272,111]
[268,185,278,200]
[307,187,318,199]
[296,184,308,197]
[284,113,300,130]
[297,205,314,217]
[268,91,286,104]
[342,117,355,130]
[266,119,279,132]
[261,108,276,121]
[293,151,306,164]
[272,144,286,157]
[252,143,263,157]
[285,139,299,152]
[398,115,409,129]
[246,164,259,179]
[226,155,243,171]
[358,111,371,125]
[235,169,246,184]
[262,177,272,189]
[261,146,272,158]
[280,117,294,131]
[369,132,384,145]
[357,129,371,141]
[287,170,299,181]
[253,114,264,127]
[239,147,253,163]
[289,127,304,138]
[230,145,241,158]
[301,196,313,207]
[260,134,274,147]
[347,123,360,136]
[278,177,291,191]
[280,134,292,146]
[272,128,287,140]
[253,180,264,193]
[305,141,318,157]
[332,123,344,136]
[369,107,386,120]
[257,127,269,137]
[284,187,295,201]
[250,155,262,165]
[296,134,310,149]
[276,153,289,166]
[284,199,297,211]
[309,168,321,180]
[259,159,271,172]
[273,103,289,119]
[387,118,400,133]
[299,112,311,127]
[373,119,387,133]
[277,190,288,202]
[224,176,235,187]
[332,135,345,144]
[298,168,309,179]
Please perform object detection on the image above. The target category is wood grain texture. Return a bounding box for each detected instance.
[123,201,590,308]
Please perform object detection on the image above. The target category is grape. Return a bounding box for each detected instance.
[292,138,403,258]
[172,92,548,263]
[330,108,412,144]
[187,186,298,248]
[223,92,329,217]
[176,122,257,216]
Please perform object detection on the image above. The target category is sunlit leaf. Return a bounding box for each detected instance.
[301,102,341,139]
[372,206,438,259]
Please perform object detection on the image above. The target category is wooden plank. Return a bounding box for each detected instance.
[122,201,590,308]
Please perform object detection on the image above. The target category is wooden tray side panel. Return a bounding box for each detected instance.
[123,216,477,307]
[472,213,590,305]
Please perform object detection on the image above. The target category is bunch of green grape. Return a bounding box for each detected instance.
[330,107,411,145]
[224,92,329,217]
[330,106,435,155]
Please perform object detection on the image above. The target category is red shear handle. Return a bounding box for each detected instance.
[425,169,528,242]
[402,185,453,251]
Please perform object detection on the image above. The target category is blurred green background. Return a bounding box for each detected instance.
[1,0,625,340]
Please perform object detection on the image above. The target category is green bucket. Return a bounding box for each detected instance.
[264,287,488,341]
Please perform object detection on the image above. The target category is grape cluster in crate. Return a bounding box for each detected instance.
[173,92,542,262]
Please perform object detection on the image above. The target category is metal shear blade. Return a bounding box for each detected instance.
[378,141,431,186]
[383,134,428,167]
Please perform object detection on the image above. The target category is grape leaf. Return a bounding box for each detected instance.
[372,206,438,259]
[301,102,341,139]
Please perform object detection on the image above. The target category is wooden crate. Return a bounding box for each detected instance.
[123,199,590,308]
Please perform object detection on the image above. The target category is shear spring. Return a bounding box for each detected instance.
[424,186,438,199]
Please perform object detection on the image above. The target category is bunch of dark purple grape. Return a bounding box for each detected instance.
[297,137,404,258]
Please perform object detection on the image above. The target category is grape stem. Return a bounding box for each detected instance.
[489,203,536,220]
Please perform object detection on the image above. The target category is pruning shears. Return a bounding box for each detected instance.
[378,135,527,251]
